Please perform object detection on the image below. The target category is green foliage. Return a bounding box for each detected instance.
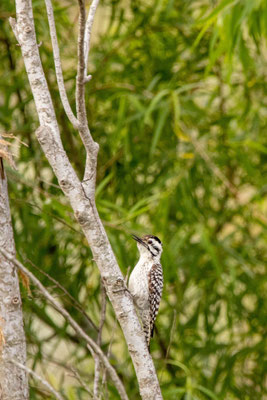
[1,0,266,398]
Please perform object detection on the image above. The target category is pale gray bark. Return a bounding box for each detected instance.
[0,169,28,399]
[93,283,106,399]
[9,0,163,398]
[84,0,100,79]
[44,0,79,129]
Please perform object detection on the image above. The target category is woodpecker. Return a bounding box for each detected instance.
[128,234,163,348]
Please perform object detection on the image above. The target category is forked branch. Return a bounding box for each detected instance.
[9,0,163,397]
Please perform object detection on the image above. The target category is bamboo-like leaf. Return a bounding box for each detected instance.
[144,89,169,126]
[96,172,114,197]
[198,0,237,24]
[194,385,219,400]
[194,0,238,48]
[150,106,169,157]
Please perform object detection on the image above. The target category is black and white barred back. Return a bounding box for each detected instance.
[148,263,163,339]
[129,234,163,348]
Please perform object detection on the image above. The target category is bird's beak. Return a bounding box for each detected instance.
[132,234,148,249]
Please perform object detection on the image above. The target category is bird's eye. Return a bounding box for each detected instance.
[148,240,152,244]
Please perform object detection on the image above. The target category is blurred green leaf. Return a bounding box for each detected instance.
[1,0,266,397]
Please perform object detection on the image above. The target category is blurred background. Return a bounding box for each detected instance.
[0,0,266,399]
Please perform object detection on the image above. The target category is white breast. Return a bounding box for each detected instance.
[128,254,152,310]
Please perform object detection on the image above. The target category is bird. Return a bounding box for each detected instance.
[128,234,163,349]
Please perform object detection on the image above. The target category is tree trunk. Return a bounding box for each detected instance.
[0,169,28,400]
[9,0,163,397]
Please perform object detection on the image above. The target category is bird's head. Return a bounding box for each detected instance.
[132,234,163,260]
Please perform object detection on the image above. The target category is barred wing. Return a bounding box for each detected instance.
[148,264,163,339]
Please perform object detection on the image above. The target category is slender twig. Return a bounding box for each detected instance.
[86,341,104,398]
[45,0,98,186]
[76,0,99,184]
[10,359,64,400]
[84,0,100,79]
[102,317,117,394]
[21,200,82,234]
[24,257,98,332]
[93,355,101,399]
[0,249,129,400]
[44,0,79,129]
[93,282,107,399]
[68,367,93,397]
[181,124,237,197]
[192,137,237,196]
[98,283,107,342]
[40,351,94,392]
[76,0,88,126]
[159,310,177,384]
[165,310,177,362]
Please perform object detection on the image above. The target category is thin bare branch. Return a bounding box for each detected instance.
[41,351,93,392]
[76,0,88,125]
[76,0,99,185]
[102,317,117,394]
[44,0,79,129]
[45,0,99,187]
[93,282,107,399]
[68,367,93,397]
[10,359,64,400]
[93,355,101,400]
[0,249,129,400]
[44,351,94,397]
[25,257,98,332]
[84,0,100,78]
[98,283,107,345]
[191,136,237,196]
[181,125,237,197]
[159,310,177,383]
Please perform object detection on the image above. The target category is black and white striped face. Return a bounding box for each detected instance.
[132,234,163,259]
